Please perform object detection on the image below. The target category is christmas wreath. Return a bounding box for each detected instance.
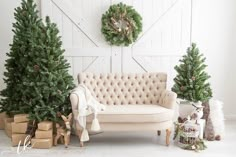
[101,2,142,46]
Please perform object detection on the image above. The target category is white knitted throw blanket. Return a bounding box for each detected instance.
[71,84,106,142]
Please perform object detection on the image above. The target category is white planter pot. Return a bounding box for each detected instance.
[178,100,195,118]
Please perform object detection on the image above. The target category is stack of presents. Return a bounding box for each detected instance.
[31,121,53,149]
[0,112,54,149]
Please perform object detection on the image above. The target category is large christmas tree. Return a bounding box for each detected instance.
[28,16,75,122]
[172,43,212,102]
[0,0,74,122]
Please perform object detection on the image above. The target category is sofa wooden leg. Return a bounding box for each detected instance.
[157,130,161,136]
[77,130,84,147]
[166,128,171,146]
[80,141,84,147]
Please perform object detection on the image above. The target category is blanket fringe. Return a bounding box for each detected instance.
[81,129,89,142]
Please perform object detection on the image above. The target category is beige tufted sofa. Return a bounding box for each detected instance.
[70,73,177,146]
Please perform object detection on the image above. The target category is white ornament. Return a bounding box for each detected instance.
[190,101,203,123]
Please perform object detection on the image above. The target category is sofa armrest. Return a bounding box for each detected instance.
[70,93,83,131]
[70,93,79,120]
[159,90,177,109]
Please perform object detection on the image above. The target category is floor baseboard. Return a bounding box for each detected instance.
[225,115,236,121]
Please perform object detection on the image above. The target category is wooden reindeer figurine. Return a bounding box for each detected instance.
[54,113,72,148]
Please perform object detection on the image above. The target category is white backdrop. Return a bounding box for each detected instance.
[41,0,191,90]
[0,0,235,118]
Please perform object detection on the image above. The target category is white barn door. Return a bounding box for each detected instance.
[41,0,192,88]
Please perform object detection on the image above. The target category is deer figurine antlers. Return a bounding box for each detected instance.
[54,113,72,148]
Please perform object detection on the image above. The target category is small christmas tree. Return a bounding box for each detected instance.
[0,0,43,116]
[172,43,212,102]
[0,0,75,122]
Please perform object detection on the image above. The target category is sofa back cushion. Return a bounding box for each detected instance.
[78,73,167,105]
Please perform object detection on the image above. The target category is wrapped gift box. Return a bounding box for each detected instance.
[11,134,30,146]
[0,112,7,129]
[35,129,53,139]
[4,117,14,137]
[31,138,53,149]
[37,121,52,131]
[11,122,28,134]
[14,114,29,123]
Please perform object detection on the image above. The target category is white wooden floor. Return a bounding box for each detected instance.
[0,121,235,157]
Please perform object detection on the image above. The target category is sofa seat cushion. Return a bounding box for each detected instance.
[87,105,174,123]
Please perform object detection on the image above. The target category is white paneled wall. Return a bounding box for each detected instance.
[41,0,192,89]
[1,0,236,117]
